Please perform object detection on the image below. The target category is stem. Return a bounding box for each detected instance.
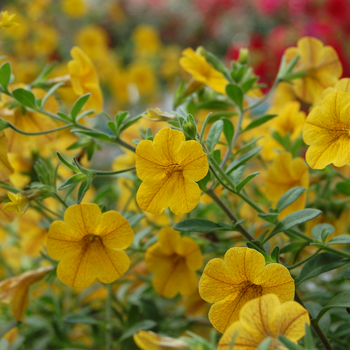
[94,166,135,176]
[113,137,136,152]
[52,193,68,208]
[243,78,280,113]
[33,201,63,219]
[106,283,113,350]
[206,189,255,243]
[8,121,71,135]
[294,292,334,350]
[287,249,321,270]
[220,109,244,167]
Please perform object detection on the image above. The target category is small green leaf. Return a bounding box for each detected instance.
[198,171,211,191]
[57,112,71,122]
[198,100,233,110]
[242,114,277,133]
[71,94,91,121]
[57,152,80,173]
[42,82,64,107]
[58,173,86,191]
[127,214,145,227]
[270,245,280,263]
[12,88,36,109]
[0,118,9,131]
[64,314,100,325]
[317,291,350,322]
[174,219,229,233]
[119,115,142,134]
[268,209,322,239]
[246,242,274,264]
[236,172,260,193]
[222,117,234,146]
[115,111,129,128]
[241,77,258,93]
[257,337,271,350]
[226,147,262,174]
[117,320,156,343]
[0,62,12,91]
[327,234,350,246]
[276,187,306,212]
[298,252,349,285]
[278,335,304,350]
[70,129,111,141]
[344,268,350,280]
[207,120,224,153]
[77,176,93,204]
[311,224,335,242]
[226,84,244,110]
[304,301,330,335]
[336,181,350,196]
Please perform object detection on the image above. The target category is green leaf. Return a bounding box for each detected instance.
[226,147,262,174]
[70,129,111,141]
[236,172,260,193]
[303,324,315,349]
[77,176,93,204]
[344,268,350,280]
[117,320,156,343]
[270,245,280,263]
[298,252,349,285]
[57,112,71,122]
[174,219,229,233]
[278,335,304,350]
[226,84,244,110]
[115,111,129,128]
[241,77,258,93]
[198,171,211,191]
[127,214,145,227]
[222,117,234,146]
[42,82,64,107]
[198,100,233,110]
[207,120,223,153]
[119,115,142,134]
[242,114,277,133]
[327,234,350,246]
[268,209,322,239]
[0,118,9,131]
[304,301,330,335]
[246,242,274,264]
[0,62,12,91]
[317,291,350,322]
[57,152,80,173]
[230,165,245,184]
[58,173,86,191]
[276,187,306,212]
[12,88,36,109]
[257,338,271,350]
[71,94,91,121]
[336,181,350,196]
[63,314,100,325]
[311,224,335,242]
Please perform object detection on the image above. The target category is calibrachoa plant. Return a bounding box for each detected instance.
[2,11,350,350]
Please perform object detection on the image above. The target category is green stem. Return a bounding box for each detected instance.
[113,137,136,152]
[287,249,322,270]
[220,109,244,167]
[7,121,72,135]
[294,293,334,350]
[94,166,136,176]
[52,193,68,208]
[106,283,113,350]
[206,189,256,244]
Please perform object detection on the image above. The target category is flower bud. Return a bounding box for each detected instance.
[183,121,197,140]
[238,48,249,64]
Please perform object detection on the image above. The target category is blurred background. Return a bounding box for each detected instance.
[1,0,350,115]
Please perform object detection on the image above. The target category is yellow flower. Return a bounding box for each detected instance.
[46,204,134,288]
[303,91,350,169]
[135,128,209,215]
[271,101,306,140]
[0,132,13,182]
[199,247,295,333]
[68,47,103,113]
[179,48,228,94]
[132,25,162,58]
[0,266,54,321]
[146,227,203,298]
[319,77,350,104]
[143,108,175,122]
[3,192,30,215]
[0,11,19,29]
[129,61,157,97]
[32,24,58,56]
[61,0,88,18]
[134,330,187,350]
[218,294,309,350]
[265,153,309,219]
[284,36,342,104]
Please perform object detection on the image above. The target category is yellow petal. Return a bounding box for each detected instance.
[255,263,295,302]
[64,203,102,238]
[270,300,310,341]
[176,140,209,181]
[97,210,134,249]
[157,227,181,255]
[0,132,13,181]
[146,244,175,273]
[152,128,185,162]
[176,237,203,270]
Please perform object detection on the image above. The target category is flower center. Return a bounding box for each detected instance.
[165,164,183,176]
[84,234,101,243]
[241,281,263,299]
